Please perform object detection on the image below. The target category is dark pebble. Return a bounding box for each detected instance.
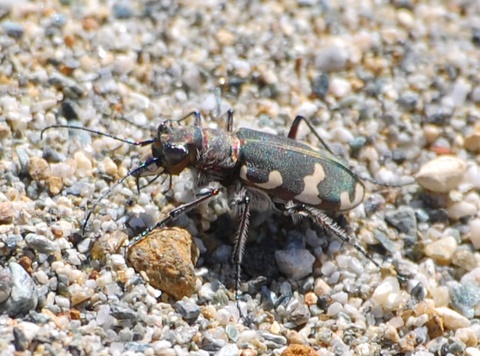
[174,299,201,320]
[0,262,38,317]
[385,206,417,236]
[2,21,24,39]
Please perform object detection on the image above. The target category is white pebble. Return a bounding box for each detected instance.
[331,291,348,305]
[295,101,318,118]
[15,322,40,342]
[200,93,217,112]
[74,152,93,178]
[416,156,467,193]
[110,254,126,267]
[435,307,470,330]
[449,78,472,108]
[320,261,337,277]
[327,301,343,316]
[347,256,364,275]
[33,270,49,284]
[96,271,114,288]
[315,45,349,71]
[330,127,354,143]
[463,164,480,190]
[314,278,332,296]
[460,267,480,286]
[329,78,352,98]
[466,348,480,356]
[468,219,480,249]
[55,295,71,309]
[446,201,477,220]
[424,236,457,263]
[372,277,410,311]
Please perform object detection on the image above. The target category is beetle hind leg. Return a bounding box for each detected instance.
[283,203,382,270]
[288,115,336,155]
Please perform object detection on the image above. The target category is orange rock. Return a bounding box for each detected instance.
[127,227,199,299]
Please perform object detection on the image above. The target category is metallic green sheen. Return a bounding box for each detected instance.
[235,128,364,211]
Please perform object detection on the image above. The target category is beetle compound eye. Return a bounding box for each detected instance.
[164,144,188,165]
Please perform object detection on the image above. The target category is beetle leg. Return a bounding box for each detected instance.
[176,111,203,126]
[288,115,336,156]
[283,203,382,270]
[230,189,251,299]
[288,116,412,188]
[226,109,234,133]
[125,187,219,248]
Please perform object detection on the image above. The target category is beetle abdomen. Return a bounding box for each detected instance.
[236,128,365,211]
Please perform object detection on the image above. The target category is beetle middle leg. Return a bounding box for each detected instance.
[230,188,251,299]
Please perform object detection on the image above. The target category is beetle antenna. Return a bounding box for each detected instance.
[82,157,160,234]
[41,125,155,147]
[357,174,415,188]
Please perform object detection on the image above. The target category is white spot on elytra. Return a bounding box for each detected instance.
[339,182,365,210]
[240,166,283,190]
[254,170,283,189]
[295,163,326,205]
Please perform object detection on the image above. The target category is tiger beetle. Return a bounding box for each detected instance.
[42,110,402,298]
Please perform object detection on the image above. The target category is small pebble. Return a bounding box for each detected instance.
[415,156,467,193]
[455,328,478,347]
[0,262,38,317]
[449,284,480,319]
[385,206,417,236]
[216,344,239,356]
[280,344,317,356]
[435,307,471,330]
[304,291,318,306]
[48,176,63,195]
[274,249,315,280]
[372,277,409,312]
[290,303,310,325]
[466,348,480,356]
[174,298,201,321]
[452,249,477,271]
[28,157,51,181]
[424,236,457,264]
[25,233,59,255]
[329,78,352,98]
[315,45,349,71]
[446,201,477,220]
[73,152,92,178]
[0,268,13,303]
[0,201,14,224]
[2,21,24,38]
[464,123,480,153]
[68,283,94,306]
[468,219,480,249]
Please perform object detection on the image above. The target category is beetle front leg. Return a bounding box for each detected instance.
[230,188,251,298]
[126,187,220,248]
